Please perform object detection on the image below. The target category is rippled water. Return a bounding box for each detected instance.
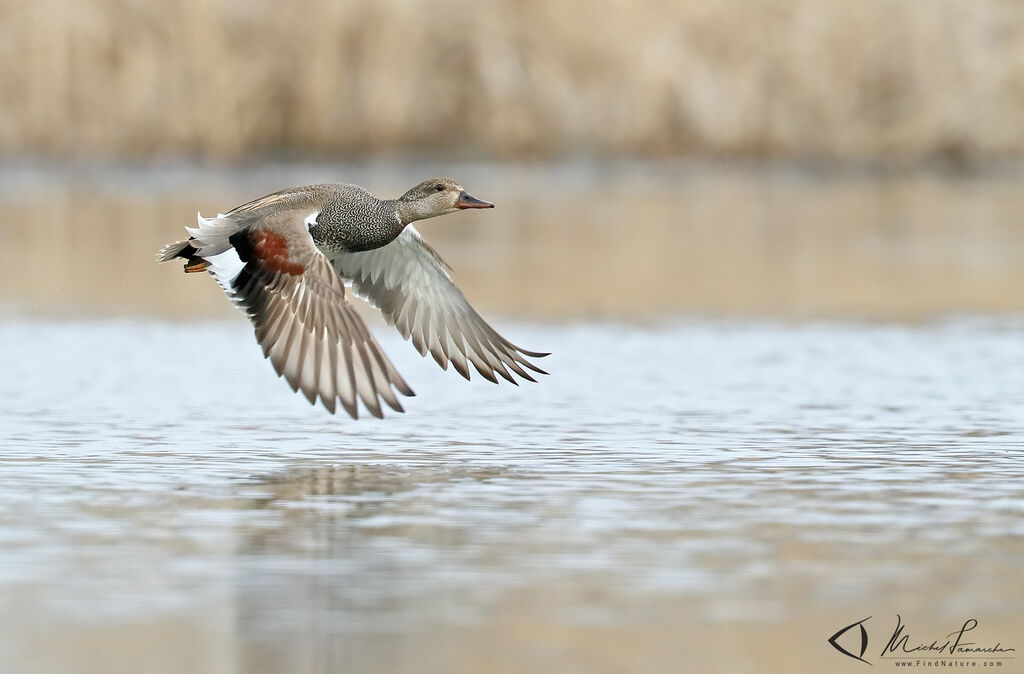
[1,317,1022,673]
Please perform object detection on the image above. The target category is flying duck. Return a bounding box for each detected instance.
[157,178,547,418]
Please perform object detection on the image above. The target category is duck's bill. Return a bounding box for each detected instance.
[455,192,494,209]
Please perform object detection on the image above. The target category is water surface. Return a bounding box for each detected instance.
[0,317,1021,673]
[1,162,1022,672]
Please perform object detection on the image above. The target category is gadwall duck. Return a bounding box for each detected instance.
[158,178,547,418]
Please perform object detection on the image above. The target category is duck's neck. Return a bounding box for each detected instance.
[393,199,441,226]
[389,199,411,227]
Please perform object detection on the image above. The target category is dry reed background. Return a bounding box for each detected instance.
[2,0,1023,161]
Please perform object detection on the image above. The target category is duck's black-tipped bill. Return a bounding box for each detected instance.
[455,192,494,209]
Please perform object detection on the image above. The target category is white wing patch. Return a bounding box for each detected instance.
[304,211,320,230]
[206,248,245,288]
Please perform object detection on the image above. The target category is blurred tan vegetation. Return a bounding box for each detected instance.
[1,0,1023,161]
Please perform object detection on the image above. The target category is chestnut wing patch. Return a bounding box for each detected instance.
[235,230,306,276]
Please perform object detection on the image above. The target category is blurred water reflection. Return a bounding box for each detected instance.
[2,161,1024,320]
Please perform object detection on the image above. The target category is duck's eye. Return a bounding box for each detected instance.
[434,184,444,192]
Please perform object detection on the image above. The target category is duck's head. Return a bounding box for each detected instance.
[397,177,493,223]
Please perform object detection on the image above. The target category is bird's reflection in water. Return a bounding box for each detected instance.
[244,459,534,558]
[235,461,523,674]
[252,461,511,504]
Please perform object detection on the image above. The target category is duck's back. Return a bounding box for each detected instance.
[219,182,400,255]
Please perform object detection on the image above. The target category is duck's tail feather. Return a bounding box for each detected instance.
[157,239,192,262]
[157,239,209,272]
[157,212,245,274]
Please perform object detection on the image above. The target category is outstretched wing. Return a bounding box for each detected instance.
[187,205,414,418]
[331,226,548,384]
